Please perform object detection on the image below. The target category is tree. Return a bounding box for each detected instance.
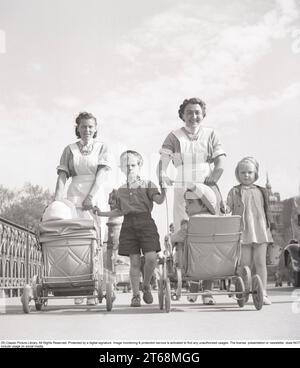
[0,183,53,230]
[0,185,16,213]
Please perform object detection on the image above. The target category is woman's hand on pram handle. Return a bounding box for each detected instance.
[82,194,94,211]
[160,173,174,187]
[93,207,124,217]
[93,206,101,215]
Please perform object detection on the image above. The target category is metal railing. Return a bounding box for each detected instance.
[0,217,42,297]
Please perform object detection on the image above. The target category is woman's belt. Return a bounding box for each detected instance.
[71,174,95,183]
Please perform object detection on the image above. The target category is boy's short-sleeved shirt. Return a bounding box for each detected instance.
[116,179,160,215]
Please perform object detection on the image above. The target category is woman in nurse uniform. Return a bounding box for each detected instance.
[158,98,226,231]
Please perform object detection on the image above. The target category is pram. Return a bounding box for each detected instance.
[21,218,114,313]
[157,215,264,313]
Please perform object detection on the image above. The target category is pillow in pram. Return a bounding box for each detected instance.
[42,200,77,222]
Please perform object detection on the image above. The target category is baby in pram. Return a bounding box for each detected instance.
[171,183,218,304]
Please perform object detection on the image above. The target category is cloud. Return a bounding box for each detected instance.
[209,82,300,127]
[53,95,81,109]
[115,0,299,96]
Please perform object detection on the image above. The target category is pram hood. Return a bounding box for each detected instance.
[38,219,98,243]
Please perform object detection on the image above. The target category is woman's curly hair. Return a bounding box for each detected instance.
[178,98,207,121]
[75,112,98,138]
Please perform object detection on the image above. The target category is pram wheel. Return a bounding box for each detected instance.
[96,279,104,304]
[252,275,264,311]
[241,266,251,304]
[21,285,32,314]
[175,267,182,300]
[157,262,171,312]
[32,275,43,311]
[235,277,246,308]
[105,282,114,312]
[164,278,171,313]
[158,279,164,310]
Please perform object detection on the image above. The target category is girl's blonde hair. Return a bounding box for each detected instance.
[235,156,259,183]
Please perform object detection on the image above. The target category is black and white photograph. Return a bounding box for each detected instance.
[0,0,300,349]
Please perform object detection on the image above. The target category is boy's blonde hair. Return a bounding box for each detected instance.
[120,150,144,167]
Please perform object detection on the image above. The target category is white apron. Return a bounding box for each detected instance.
[172,128,212,231]
[67,142,104,235]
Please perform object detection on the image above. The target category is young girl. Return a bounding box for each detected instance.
[227,157,273,305]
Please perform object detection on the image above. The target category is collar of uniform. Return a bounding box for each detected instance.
[126,177,143,189]
[182,126,201,141]
[240,184,257,190]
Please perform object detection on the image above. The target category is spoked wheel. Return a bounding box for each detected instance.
[157,264,164,310]
[96,278,104,304]
[175,267,182,301]
[21,285,32,314]
[42,289,48,308]
[235,276,246,308]
[105,282,114,312]
[157,262,171,312]
[158,279,164,310]
[252,275,264,311]
[32,275,43,311]
[288,255,300,287]
[241,266,251,304]
[164,278,171,313]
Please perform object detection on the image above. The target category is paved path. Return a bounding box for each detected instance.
[0,285,300,344]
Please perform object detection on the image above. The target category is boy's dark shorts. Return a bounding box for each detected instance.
[118,213,161,256]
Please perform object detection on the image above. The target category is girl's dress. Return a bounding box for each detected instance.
[241,186,273,245]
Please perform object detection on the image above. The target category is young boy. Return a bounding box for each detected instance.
[171,183,218,304]
[94,150,166,307]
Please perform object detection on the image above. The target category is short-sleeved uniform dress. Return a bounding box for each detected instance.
[57,140,110,232]
[160,126,226,231]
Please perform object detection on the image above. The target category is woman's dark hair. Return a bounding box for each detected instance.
[178,98,206,121]
[75,112,98,138]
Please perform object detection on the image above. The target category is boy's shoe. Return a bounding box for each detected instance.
[187,295,198,303]
[228,283,235,298]
[74,298,84,305]
[263,295,272,305]
[130,294,141,307]
[202,291,216,305]
[86,298,97,306]
[188,282,199,302]
[142,286,153,304]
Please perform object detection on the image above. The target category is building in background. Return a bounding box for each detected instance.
[266,174,285,267]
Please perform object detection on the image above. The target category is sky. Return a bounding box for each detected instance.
[0,0,300,235]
